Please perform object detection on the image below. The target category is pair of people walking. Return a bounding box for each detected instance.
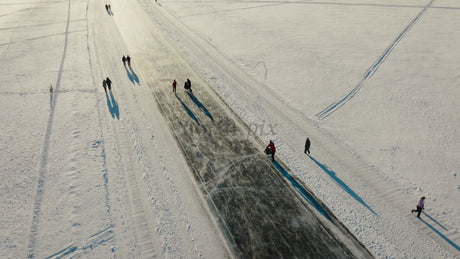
[102,77,112,92]
[122,55,131,66]
[171,79,192,93]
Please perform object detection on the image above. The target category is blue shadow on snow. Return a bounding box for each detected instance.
[308,155,377,215]
[125,66,139,85]
[106,91,119,119]
[176,95,199,125]
[419,215,460,252]
[187,91,213,121]
[272,160,333,222]
[422,212,448,231]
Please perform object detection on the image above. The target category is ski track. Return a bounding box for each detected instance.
[315,0,435,120]
[27,0,71,257]
[146,0,459,257]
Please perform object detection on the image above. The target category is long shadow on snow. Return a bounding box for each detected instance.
[176,94,199,125]
[187,91,213,121]
[125,66,139,85]
[272,160,332,221]
[419,215,460,252]
[308,155,377,215]
[105,91,119,119]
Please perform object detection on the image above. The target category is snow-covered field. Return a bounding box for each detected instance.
[1,0,459,257]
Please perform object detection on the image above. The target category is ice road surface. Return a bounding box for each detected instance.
[1,0,459,258]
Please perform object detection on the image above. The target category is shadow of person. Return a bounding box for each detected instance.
[129,67,140,85]
[308,155,377,215]
[271,160,332,222]
[105,91,120,119]
[124,66,140,85]
[419,216,460,252]
[176,94,199,125]
[187,91,213,121]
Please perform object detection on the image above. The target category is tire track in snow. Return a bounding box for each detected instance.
[27,0,71,257]
[315,0,435,120]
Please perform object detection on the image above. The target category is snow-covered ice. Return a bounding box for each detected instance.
[1,0,459,257]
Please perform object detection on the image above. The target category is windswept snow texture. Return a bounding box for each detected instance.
[1,0,460,258]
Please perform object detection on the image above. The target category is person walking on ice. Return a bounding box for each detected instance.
[122,55,126,66]
[172,79,177,94]
[106,77,112,91]
[304,137,311,154]
[102,79,107,92]
[184,78,192,92]
[126,55,131,66]
[411,196,425,218]
[265,140,276,161]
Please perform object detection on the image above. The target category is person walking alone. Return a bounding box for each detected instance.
[265,140,276,161]
[172,79,177,94]
[411,196,426,218]
[304,137,311,154]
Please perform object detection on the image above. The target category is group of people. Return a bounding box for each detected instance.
[172,79,192,94]
[264,137,311,162]
[102,77,112,92]
[122,55,131,66]
[101,55,134,92]
[265,138,428,219]
[104,4,112,12]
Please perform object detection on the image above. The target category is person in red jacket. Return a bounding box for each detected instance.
[265,140,276,161]
[172,79,177,94]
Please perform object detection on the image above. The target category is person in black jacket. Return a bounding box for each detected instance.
[304,138,311,154]
[106,77,112,91]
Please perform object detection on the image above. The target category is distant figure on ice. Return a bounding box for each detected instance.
[126,55,131,66]
[184,78,192,92]
[265,140,276,161]
[105,4,108,11]
[172,79,177,94]
[411,196,425,218]
[49,84,53,93]
[102,79,107,92]
[122,55,126,66]
[106,77,112,91]
[304,137,311,154]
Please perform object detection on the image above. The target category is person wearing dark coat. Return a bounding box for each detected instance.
[265,140,276,161]
[411,196,425,218]
[172,79,177,93]
[106,77,112,91]
[184,78,192,92]
[102,79,107,92]
[126,55,131,66]
[122,55,126,66]
[304,138,311,154]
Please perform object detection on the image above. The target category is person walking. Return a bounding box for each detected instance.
[304,137,311,154]
[265,140,276,161]
[102,79,107,92]
[411,196,426,218]
[184,78,192,92]
[106,77,112,91]
[172,79,177,94]
[122,55,126,66]
[126,55,131,66]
